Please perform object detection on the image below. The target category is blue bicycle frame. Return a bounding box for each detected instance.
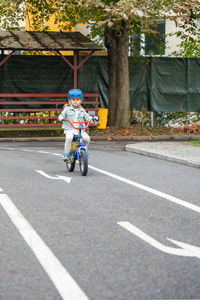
[72,124,88,161]
[60,118,94,176]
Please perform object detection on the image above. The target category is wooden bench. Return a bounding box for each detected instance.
[0,93,99,127]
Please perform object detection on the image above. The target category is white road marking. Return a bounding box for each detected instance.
[37,151,51,154]
[36,170,71,184]
[0,147,15,150]
[0,187,3,192]
[118,222,200,258]
[0,194,89,300]
[21,149,35,152]
[3,146,199,214]
[51,153,63,156]
[2,147,62,157]
[89,165,200,214]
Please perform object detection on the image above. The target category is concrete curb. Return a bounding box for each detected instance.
[125,145,200,169]
[1,134,200,169]
[0,137,65,142]
[1,135,200,143]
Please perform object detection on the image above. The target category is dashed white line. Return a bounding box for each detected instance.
[0,147,15,150]
[21,149,35,152]
[37,151,51,154]
[51,153,63,156]
[0,194,89,300]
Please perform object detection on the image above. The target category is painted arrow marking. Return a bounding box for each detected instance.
[118,222,200,258]
[36,170,71,184]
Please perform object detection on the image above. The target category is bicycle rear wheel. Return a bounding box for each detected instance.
[66,150,76,172]
[79,149,88,176]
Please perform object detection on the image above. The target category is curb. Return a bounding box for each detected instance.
[1,134,200,169]
[125,145,200,169]
[0,135,200,143]
[0,137,65,142]
[93,135,200,142]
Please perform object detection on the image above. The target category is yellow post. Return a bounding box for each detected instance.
[97,108,108,129]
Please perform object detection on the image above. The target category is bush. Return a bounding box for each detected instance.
[131,108,151,126]
[155,112,200,127]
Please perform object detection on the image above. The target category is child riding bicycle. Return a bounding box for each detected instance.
[58,88,98,161]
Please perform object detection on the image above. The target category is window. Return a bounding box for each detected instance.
[130,20,166,56]
[145,21,165,55]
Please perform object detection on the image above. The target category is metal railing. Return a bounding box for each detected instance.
[0,93,99,128]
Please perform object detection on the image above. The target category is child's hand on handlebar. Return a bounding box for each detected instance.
[57,117,64,122]
[92,116,99,124]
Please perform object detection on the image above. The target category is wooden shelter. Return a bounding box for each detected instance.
[0,31,104,127]
[0,30,104,88]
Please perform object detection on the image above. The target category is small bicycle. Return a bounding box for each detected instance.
[59,118,97,176]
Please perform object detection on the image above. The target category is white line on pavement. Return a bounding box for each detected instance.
[89,165,200,214]
[0,194,89,300]
[3,146,199,214]
[37,151,51,154]
[51,153,63,156]
[0,188,3,192]
[118,222,200,258]
[0,147,15,150]
[36,170,71,184]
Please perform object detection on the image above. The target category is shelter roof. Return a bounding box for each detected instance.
[0,31,103,51]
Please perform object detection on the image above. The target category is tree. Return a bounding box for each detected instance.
[1,0,200,127]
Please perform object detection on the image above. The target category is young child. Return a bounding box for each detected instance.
[58,88,97,161]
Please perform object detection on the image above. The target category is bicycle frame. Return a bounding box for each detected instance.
[58,118,96,175]
[63,118,93,158]
[70,126,87,161]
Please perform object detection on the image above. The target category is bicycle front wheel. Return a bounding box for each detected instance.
[79,149,88,176]
[66,150,76,172]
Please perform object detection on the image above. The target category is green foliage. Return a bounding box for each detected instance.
[23,50,58,56]
[131,108,151,127]
[130,110,200,128]
[0,0,199,59]
[1,111,58,125]
[0,0,25,30]
[188,140,200,146]
[169,28,200,57]
[1,0,200,45]
[156,112,200,127]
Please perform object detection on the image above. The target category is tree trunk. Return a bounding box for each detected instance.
[104,21,130,128]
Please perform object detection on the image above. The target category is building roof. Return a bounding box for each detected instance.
[0,31,103,51]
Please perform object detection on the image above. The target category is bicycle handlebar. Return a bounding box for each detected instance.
[57,118,94,130]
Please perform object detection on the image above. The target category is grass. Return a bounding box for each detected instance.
[187,140,200,147]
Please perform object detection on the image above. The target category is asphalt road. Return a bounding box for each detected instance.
[0,141,200,300]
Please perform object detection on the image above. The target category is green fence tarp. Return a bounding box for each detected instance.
[0,55,74,109]
[149,57,200,112]
[1,55,200,112]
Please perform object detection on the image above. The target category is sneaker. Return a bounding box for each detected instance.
[63,154,70,162]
